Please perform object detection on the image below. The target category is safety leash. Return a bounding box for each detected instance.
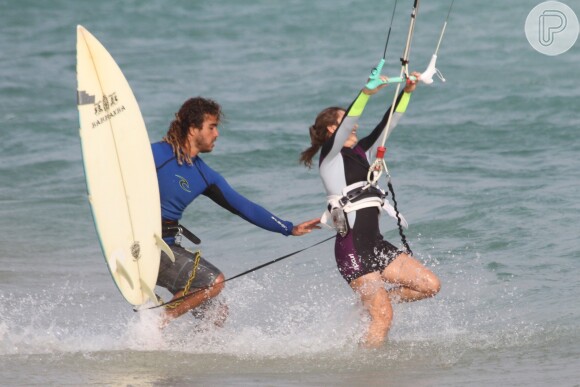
[162,250,202,310]
[140,235,335,311]
[386,179,413,255]
[367,0,421,186]
[361,0,455,256]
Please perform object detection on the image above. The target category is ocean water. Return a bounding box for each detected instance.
[1,0,579,385]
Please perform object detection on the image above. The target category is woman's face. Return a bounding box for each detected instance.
[327,110,358,148]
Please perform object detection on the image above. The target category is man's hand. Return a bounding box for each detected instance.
[291,218,321,236]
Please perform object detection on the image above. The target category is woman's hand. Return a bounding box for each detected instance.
[363,75,389,95]
[404,71,421,93]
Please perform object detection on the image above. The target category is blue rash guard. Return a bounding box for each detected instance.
[151,141,294,244]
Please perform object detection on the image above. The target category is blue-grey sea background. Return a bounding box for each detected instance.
[1,0,579,385]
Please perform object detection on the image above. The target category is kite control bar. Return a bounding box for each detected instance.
[365,54,445,89]
[365,0,453,90]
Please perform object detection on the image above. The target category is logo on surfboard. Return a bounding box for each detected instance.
[78,89,127,129]
[77,90,95,105]
[131,241,141,260]
[94,92,120,114]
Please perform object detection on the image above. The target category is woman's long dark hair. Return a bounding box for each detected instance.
[300,107,345,168]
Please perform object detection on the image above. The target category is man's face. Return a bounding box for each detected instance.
[189,114,220,154]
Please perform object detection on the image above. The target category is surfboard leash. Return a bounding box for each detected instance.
[137,235,335,311]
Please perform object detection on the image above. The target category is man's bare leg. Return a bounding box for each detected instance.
[161,273,226,326]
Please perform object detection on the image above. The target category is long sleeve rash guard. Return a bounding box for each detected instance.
[152,142,293,241]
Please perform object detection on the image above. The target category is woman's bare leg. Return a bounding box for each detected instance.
[382,253,440,303]
[350,271,393,348]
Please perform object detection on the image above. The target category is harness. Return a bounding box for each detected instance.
[162,219,202,245]
[321,181,408,236]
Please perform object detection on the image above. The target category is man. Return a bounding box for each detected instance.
[152,97,320,326]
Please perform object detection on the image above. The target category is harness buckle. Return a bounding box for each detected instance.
[161,220,201,245]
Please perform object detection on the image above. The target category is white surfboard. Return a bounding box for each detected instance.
[76,25,173,306]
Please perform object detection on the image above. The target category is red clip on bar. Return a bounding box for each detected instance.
[376,146,386,159]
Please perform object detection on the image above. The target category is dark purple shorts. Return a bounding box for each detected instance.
[334,207,402,283]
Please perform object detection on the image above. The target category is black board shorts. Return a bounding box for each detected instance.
[156,244,222,294]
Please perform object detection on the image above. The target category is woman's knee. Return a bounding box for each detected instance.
[384,254,441,296]
[426,272,441,297]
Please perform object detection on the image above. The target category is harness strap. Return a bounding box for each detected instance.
[340,184,386,207]
[321,181,408,232]
[335,181,386,210]
[162,219,202,245]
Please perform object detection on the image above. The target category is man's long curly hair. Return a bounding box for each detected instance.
[163,97,223,165]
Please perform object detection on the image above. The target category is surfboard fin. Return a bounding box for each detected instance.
[155,233,175,262]
[140,278,160,306]
[114,258,135,290]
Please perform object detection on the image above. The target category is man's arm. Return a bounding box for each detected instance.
[203,173,294,236]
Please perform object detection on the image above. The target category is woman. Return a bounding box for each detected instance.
[300,73,440,348]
